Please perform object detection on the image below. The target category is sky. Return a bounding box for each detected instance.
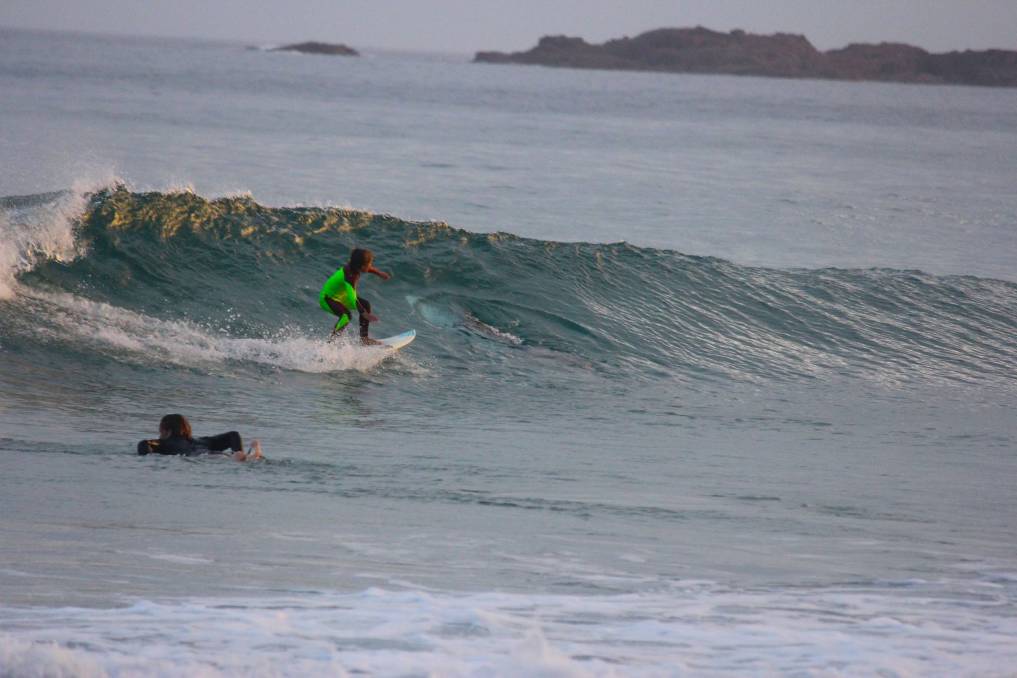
[1,0,1015,54]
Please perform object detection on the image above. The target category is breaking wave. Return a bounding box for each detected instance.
[2,185,1015,385]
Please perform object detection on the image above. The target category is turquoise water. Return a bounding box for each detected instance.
[1,28,1016,676]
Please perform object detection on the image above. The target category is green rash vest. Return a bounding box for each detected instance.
[319,266,357,319]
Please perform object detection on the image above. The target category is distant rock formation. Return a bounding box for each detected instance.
[475,27,1017,87]
[271,42,359,57]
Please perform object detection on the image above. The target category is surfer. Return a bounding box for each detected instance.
[136,414,263,461]
[319,247,391,344]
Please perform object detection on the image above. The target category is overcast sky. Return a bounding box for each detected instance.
[2,0,1015,53]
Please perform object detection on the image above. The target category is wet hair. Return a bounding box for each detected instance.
[347,248,374,275]
[159,414,192,439]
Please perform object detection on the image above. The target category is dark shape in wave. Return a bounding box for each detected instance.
[270,41,359,56]
[475,27,1017,88]
[5,187,1017,386]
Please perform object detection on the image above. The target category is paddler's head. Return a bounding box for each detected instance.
[159,414,192,440]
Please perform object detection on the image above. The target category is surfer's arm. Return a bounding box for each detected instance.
[366,262,388,278]
[137,439,160,455]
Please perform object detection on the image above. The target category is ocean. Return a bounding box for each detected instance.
[1,27,1016,676]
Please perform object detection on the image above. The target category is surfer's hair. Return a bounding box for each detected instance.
[348,248,374,275]
[159,414,192,440]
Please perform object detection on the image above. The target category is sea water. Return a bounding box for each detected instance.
[0,27,1015,676]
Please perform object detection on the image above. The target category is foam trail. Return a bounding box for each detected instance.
[16,288,393,373]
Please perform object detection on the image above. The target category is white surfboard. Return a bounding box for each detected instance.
[376,329,416,350]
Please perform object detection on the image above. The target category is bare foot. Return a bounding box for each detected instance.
[231,440,263,462]
[361,337,383,346]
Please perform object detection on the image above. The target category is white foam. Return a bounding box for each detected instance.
[15,287,394,373]
[0,583,1014,677]
[0,636,106,678]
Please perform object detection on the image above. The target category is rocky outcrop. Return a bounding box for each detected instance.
[475,27,1017,87]
[271,42,359,56]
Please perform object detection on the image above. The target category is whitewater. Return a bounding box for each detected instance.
[1,27,1016,677]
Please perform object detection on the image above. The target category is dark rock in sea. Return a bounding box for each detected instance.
[271,42,359,57]
[475,26,1017,87]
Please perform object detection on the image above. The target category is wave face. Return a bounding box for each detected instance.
[2,186,1016,386]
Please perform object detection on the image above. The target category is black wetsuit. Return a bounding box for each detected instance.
[137,432,243,456]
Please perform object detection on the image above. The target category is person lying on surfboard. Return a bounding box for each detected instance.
[319,247,391,344]
[136,414,263,461]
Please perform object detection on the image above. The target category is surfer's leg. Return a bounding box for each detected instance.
[325,298,351,338]
[198,431,243,453]
[357,298,382,344]
[358,297,372,338]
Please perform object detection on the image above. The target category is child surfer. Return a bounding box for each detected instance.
[319,247,391,344]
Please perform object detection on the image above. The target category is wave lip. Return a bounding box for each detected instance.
[0,190,86,300]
